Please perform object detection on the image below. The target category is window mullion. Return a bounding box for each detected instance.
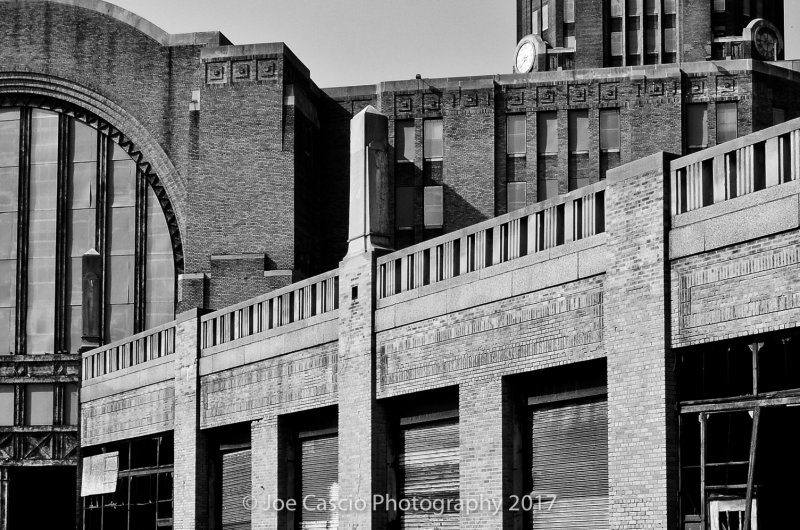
[15,107,32,355]
[54,114,70,354]
[96,134,109,345]
[134,169,147,333]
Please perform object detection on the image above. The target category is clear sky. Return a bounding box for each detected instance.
[109,0,799,88]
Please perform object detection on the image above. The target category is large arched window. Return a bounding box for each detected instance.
[0,105,176,355]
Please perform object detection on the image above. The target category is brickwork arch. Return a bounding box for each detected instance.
[0,73,185,273]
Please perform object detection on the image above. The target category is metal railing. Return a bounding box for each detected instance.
[200,269,339,350]
[82,321,176,381]
[671,118,800,215]
[377,182,605,299]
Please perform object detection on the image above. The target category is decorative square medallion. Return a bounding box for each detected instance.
[206,62,226,84]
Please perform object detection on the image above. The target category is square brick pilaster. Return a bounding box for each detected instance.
[337,251,387,530]
[173,309,209,530]
[604,152,678,530]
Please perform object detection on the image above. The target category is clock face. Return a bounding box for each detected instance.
[516,41,535,73]
[755,27,777,59]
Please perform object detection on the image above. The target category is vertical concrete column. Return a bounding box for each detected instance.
[459,377,511,529]
[604,152,677,530]
[173,309,208,530]
[251,416,283,530]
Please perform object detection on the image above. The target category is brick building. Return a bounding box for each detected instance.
[0,0,799,529]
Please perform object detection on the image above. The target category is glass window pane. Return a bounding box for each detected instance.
[507,115,527,155]
[611,32,623,56]
[507,182,527,212]
[628,29,641,54]
[626,0,641,15]
[537,112,558,154]
[687,104,708,148]
[423,186,443,228]
[30,110,59,165]
[25,383,53,426]
[664,0,677,14]
[713,0,726,12]
[69,208,95,258]
[532,9,540,34]
[70,162,96,210]
[742,0,751,16]
[28,210,57,259]
[564,0,575,23]
[646,29,658,53]
[0,212,16,260]
[396,187,415,230]
[644,0,658,14]
[0,309,14,356]
[108,207,135,255]
[600,109,621,151]
[109,160,136,207]
[423,120,443,159]
[610,0,623,17]
[0,385,13,425]
[664,28,677,53]
[773,108,786,125]
[29,163,58,211]
[106,304,134,343]
[67,304,82,354]
[542,4,549,30]
[0,260,15,307]
[569,110,589,153]
[396,121,415,162]
[0,118,20,168]
[71,120,97,163]
[716,102,738,144]
[108,255,134,305]
[65,383,79,425]
[0,167,19,213]
[146,188,175,329]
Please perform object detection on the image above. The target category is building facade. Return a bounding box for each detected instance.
[0,0,799,529]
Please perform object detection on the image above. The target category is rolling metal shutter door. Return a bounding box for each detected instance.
[530,397,609,530]
[222,449,251,530]
[399,419,460,530]
[300,434,339,529]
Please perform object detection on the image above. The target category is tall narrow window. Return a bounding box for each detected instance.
[532,8,541,34]
[0,108,19,355]
[145,188,175,329]
[396,187,415,230]
[67,120,97,352]
[626,0,641,15]
[569,110,589,154]
[537,112,558,155]
[25,383,53,426]
[423,120,443,160]
[600,109,621,151]
[687,104,709,151]
[64,383,79,426]
[0,385,14,426]
[106,143,136,343]
[507,182,528,212]
[396,120,415,162]
[27,110,59,354]
[716,102,738,144]
[507,115,527,155]
[542,3,550,31]
[423,186,443,228]
[564,0,575,23]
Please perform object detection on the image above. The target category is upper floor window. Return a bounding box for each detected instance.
[687,103,709,151]
[423,186,444,228]
[0,104,177,355]
[716,102,738,144]
[600,109,621,152]
[507,115,527,155]
[569,110,590,154]
[537,112,558,155]
[423,119,443,160]
[713,0,726,12]
[396,120,415,162]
